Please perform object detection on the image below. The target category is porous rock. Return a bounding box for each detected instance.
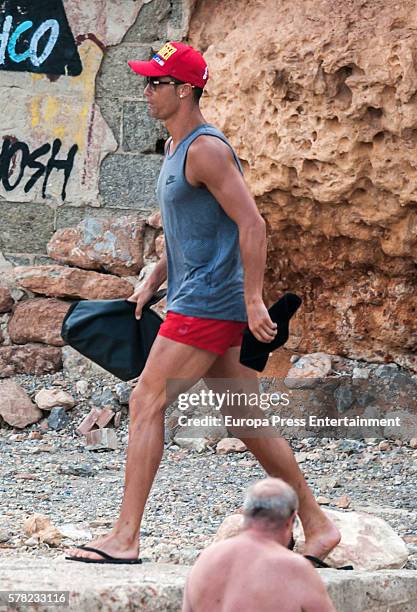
[190,0,417,371]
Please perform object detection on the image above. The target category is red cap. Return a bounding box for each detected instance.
[128,41,209,89]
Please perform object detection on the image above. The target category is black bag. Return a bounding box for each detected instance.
[239,293,302,372]
[61,290,166,381]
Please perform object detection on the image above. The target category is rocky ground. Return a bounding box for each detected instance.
[1,367,416,570]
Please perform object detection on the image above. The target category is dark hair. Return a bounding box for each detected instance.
[170,76,204,104]
[193,87,204,103]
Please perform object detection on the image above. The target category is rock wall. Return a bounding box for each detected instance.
[0,0,189,262]
[0,1,182,376]
[0,211,164,377]
[189,0,417,371]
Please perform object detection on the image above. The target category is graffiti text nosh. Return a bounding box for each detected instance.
[0,136,78,201]
[0,1,82,76]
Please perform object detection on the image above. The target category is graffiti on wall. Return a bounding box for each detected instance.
[0,0,82,76]
[0,1,144,206]
[0,136,78,200]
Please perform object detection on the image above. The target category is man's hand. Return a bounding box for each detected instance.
[127,284,155,320]
[246,299,277,343]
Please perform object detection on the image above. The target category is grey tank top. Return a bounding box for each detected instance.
[156,123,247,321]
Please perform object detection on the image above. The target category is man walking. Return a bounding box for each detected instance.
[65,42,340,563]
[183,478,336,612]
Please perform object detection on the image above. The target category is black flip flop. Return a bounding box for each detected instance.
[65,544,142,564]
[305,554,353,570]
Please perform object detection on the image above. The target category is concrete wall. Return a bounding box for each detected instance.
[0,0,192,266]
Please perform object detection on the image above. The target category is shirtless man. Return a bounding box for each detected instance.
[183,478,336,612]
[65,42,340,564]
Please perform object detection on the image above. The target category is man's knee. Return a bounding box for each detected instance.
[129,377,167,423]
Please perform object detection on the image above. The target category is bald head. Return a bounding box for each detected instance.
[242,478,298,531]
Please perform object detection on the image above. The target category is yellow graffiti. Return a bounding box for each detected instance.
[53,125,65,140]
[30,97,41,128]
[27,40,101,151]
[44,95,59,121]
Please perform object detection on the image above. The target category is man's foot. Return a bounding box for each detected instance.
[302,518,341,559]
[64,531,139,562]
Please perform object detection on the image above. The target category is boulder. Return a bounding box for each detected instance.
[173,437,211,453]
[34,389,75,411]
[214,509,409,570]
[216,438,247,454]
[284,353,333,388]
[47,216,146,276]
[213,513,244,542]
[0,380,42,428]
[114,382,131,405]
[155,234,165,258]
[23,514,62,546]
[48,407,70,430]
[13,265,133,300]
[8,298,71,346]
[75,379,90,397]
[95,408,116,429]
[76,408,101,435]
[295,509,409,570]
[147,210,162,229]
[169,414,228,447]
[61,346,110,379]
[85,428,118,451]
[0,344,62,377]
[0,286,13,313]
[90,387,119,411]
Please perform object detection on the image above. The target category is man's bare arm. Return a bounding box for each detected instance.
[300,561,336,612]
[181,576,193,612]
[127,250,167,319]
[144,250,168,292]
[186,136,277,343]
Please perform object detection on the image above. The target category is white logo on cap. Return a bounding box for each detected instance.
[203,66,208,80]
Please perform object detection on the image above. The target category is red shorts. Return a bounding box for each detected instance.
[158,311,247,356]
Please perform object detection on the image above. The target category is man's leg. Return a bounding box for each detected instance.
[65,335,218,560]
[203,347,341,559]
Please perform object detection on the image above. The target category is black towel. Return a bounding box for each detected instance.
[239,293,302,372]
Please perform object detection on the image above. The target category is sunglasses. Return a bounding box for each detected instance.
[145,76,195,91]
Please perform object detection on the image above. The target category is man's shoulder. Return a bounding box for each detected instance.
[188,131,233,160]
[267,549,317,575]
[187,133,235,180]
